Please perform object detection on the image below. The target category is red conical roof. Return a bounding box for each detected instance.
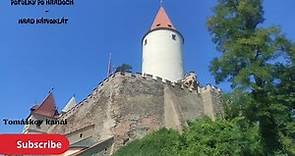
[33,92,58,118]
[151,7,175,30]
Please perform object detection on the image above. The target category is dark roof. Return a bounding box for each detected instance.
[71,136,114,156]
[70,136,98,148]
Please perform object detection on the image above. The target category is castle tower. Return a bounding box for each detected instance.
[142,6,184,82]
[23,92,59,133]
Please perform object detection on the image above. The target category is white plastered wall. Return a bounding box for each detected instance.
[142,29,184,82]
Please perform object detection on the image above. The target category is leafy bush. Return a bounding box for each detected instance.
[114,128,181,156]
[114,117,263,156]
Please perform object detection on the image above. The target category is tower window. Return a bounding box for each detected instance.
[156,24,161,26]
[172,34,176,40]
[168,24,172,28]
[80,133,83,138]
[144,39,147,45]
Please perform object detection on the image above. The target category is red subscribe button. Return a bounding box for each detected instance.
[0,134,69,155]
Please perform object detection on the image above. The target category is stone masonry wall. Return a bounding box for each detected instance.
[47,72,223,154]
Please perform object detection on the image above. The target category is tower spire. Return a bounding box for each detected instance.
[150,6,175,30]
[160,0,163,6]
[32,92,59,118]
[49,87,54,93]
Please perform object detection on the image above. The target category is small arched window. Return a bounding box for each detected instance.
[144,39,147,45]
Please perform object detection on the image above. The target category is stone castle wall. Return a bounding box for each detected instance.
[47,72,223,154]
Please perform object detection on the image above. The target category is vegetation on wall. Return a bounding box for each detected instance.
[115,64,133,73]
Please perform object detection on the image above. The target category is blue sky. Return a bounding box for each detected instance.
[0,0,294,133]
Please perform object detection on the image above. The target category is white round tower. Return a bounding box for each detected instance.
[142,7,184,82]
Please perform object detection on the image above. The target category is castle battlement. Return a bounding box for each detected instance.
[56,71,223,125]
[199,84,222,94]
[24,64,224,156]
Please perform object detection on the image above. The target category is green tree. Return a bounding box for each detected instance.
[207,0,295,154]
[114,128,182,156]
[115,64,133,73]
[181,117,263,156]
[114,118,263,156]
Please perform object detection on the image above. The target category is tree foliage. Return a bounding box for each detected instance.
[114,118,263,156]
[114,128,182,156]
[115,64,132,73]
[182,118,263,156]
[208,0,295,154]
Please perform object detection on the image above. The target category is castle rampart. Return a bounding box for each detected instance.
[44,71,223,154]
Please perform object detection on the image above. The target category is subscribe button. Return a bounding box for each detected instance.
[0,134,69,155]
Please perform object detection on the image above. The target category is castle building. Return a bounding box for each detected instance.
[142,7,184,82]
[22,6,223,156]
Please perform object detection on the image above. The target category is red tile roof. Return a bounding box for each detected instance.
[32,92,59,118]
[151,7,175,30]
